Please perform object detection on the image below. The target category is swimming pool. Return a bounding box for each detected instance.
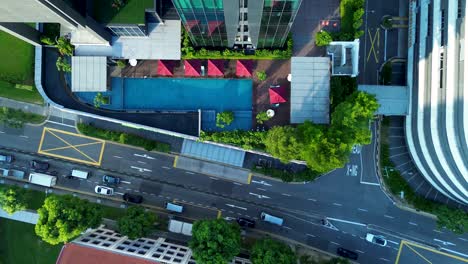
[75,77,253,130]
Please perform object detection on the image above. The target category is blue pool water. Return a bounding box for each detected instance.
[75,77,253,131]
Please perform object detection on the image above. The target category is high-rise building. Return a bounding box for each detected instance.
[171,0,303,49]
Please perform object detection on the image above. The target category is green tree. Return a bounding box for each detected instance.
[117,60,126,68]
[93,92,107,108]
[56,57,71,72]
[434,205,468,234]
[251,238,296,264]
[256,111,270,124]
[0,186,27,214]
[189,219,241,264]
[330,76,358,111]
[40,36,55,45]
[265,126,301,163]
[216,111,235,128]
[256,71,267,81]
[118,206,156,239]
[56,37,73,56]
[315,30,333,47]
[35,195,102,245]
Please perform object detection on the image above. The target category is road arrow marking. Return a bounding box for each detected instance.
[226,204,247,210]
[434,239,456,246]
[121,181,131,184]
[251,180,272,186]
[134,154,155,160]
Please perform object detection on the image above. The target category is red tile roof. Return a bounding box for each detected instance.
[56,243,160,264]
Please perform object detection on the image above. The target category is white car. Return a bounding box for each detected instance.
[95,185,114,195]
[366,233,387,246]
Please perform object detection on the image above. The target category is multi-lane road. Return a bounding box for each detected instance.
[0,119,467,263]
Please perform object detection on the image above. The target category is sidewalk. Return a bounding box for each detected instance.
[0,208,38,224]
[0,97,48,117]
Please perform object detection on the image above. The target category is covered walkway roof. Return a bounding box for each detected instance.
[358,85,408,115]
[71,56,107,92]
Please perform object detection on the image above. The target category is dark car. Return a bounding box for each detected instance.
[123,193,143,204]
[30,160,49,171]
[337,247,358,260]
[102,175,121,184]
[236,217,256,228]
[0,154,13,163]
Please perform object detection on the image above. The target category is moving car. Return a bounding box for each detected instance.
[102,175,121,184]
[236,217,256,228]
[0,154,13,163]
[30,160,49,171]
[95,185,114,195]
[337,247,358,260]
[165,202,184,213]
[365,233,387,246]
[123,193,143,204]
[260,212,283,226]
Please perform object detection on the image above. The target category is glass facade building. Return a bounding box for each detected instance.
[172,0,302,48]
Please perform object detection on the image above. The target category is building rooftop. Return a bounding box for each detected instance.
[92,0,154,25]
[71,56,107,92]
[327,40,359,77]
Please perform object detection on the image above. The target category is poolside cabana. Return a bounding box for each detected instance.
[236,60,253,77]
[269,85,287,104]
[208,59,224,77]
[185,60,201,77]
[157,60,174,76]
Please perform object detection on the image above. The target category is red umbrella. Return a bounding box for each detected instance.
[208,59,224,77]
[157,60,173,76]
[185,60,201,77]
[269,86,287,104]
[208,21,223,36]
[236,60,253,77]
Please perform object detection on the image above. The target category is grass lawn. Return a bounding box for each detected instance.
[0,81,44,105]
[0,185,46,210]
[0,218,63,264]
[0,31,34,84]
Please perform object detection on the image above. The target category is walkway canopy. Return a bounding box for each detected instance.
[208,59,224,77]
[157,60,174,76]
[269,86,287,104]
[185,60,201,77]
[236,60,253,77]
[71,56,107,92]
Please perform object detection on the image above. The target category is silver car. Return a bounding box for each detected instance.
[95,185,114,195]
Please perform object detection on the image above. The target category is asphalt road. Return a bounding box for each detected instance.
[0,120,467,264]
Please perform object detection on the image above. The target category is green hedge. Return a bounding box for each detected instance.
[200,130,266,150]
[182,30,293,59]
[0,107,45,128]
[77,123,171,153]
[252,167,319,183]
[380,117,467,234]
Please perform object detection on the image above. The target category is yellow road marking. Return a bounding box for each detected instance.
[41,141,102,152]
[37,127,47,153]
[395,241,405,264]
[367,28,380,63]
[217,210,222,219]
[98,141,106,165]
[45,127,104,141]
[46,129,97,163]
[395,240,468,264]
[405,243,433,264]
[247,173,253,184]
[404,241,468,262]
[173,156,179,168]
[37,151,102,165]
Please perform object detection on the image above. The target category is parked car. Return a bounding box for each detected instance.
[95,185,114,195]
[366,233,387,246]
[123,193,143,204]
[236,217,256,228]
[0,154,13,163]
[337,247,358,260]
[30,160,49,171]
[102,175,121,184]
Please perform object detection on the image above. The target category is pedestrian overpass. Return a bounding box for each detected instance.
[358,85,408,115]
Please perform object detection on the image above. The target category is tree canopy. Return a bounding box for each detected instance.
[0,186,27,214]
[189,219,241,264]
[35,195,102,245]
[118,206,156,239]
[251,238,296,264]
[435,205,468,234]
[265,126,301,162]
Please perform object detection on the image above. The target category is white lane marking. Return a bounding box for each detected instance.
[283,226,292,230]
[150,193,155,196]
[45,120,75,128]
[113,156,122,159]
[225,204,247,211]
[210,177,218,180]
[387,240,399,245]
[126,188,132,191]
[360,181,380,186]
[356,250,365,254]
[358,208,368,212]
[440,247,468,258]
[134,190,140,193]
[249,192,270,199]
[233,182,243,186]
[330,241,340,245]
[114,192,124,195]
[137,161,146,164]
[162,166,171,170]
[379,258,389,262]
[433,229,444,234]
[333,203,342,206]
[327,217,366,227]
[185,171,195,175]
[434,239,456,246]
[117,187,123,189]
[94,181,99,184]
[134,154,155,160]
[0,131,4,133]
[257,188,266,191]
[409,222,418,226]
[384,215,394,219]
[307,198,317,202]
[251,180,272,186]
[306,234,315,237]
[19,135,28,138]
[281,193,291,197]
[121,181,131,184]
[130,166,152,172]
[458,238,467,242]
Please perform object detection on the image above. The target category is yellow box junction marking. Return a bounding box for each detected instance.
[367,28,380,63]
[395,240,468,264]
[173,155,179,168]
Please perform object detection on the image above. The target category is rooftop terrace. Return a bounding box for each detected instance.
[92,0,154,25]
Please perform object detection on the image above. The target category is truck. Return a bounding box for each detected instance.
[168,219,193,236]
[28,172,57,187]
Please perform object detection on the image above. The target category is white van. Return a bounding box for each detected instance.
[71,169,90,179]
[29,173,57,187]
[260,212,283,226]
[165,202,184,213]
